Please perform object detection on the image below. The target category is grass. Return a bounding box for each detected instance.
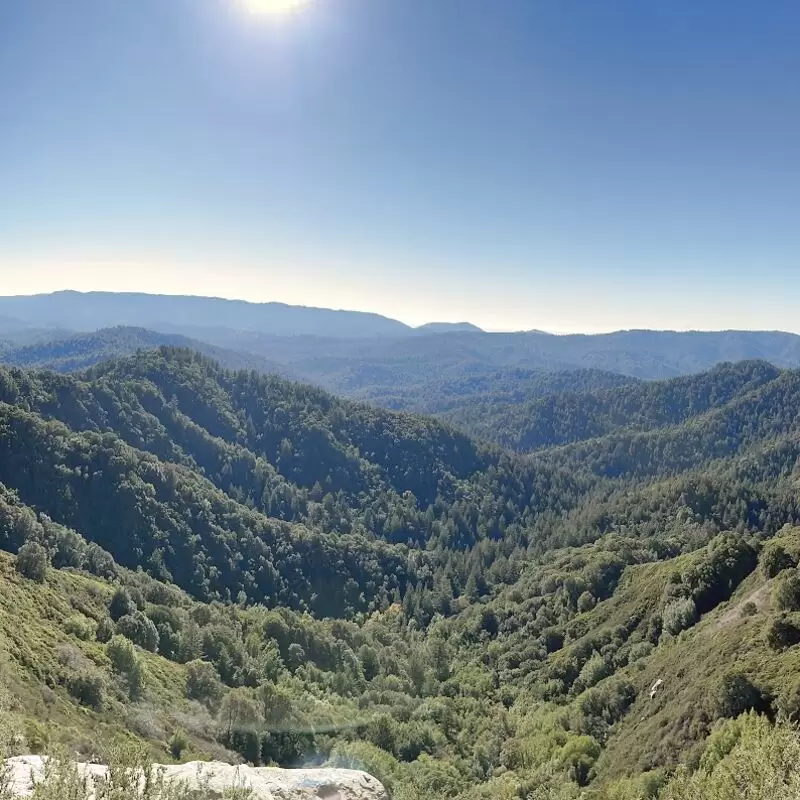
[0,553,219,764]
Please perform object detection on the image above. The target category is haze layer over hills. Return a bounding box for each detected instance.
[4,292,800,414]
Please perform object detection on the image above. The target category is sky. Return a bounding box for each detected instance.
[0,0,799,333]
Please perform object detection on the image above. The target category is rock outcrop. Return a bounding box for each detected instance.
[3,756,388,800]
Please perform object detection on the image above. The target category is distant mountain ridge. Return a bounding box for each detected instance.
[5,294,800,410]
[2,326,287,376]
[0,291,412,339]
[415,322,484,333]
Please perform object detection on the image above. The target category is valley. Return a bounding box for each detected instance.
[2,339,800,798]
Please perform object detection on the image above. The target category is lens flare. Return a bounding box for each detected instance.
[239,0,311,15]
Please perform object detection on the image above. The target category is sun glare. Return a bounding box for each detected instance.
[239,0,311,16]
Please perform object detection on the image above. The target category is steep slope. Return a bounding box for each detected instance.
[0,488,428,789]
[5,351,800,799]
[0,349,585,557]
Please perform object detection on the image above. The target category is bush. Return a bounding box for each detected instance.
[761,542,795,578]
[106,634,146,700]
[627,642,654,663]
[777,680,800,725]
[740,601,758,618]
[775,570,800,611]
[286,643,306,672]
[15,542,48,583]
[575,653,610,691]
[186,659,223,708]
[767,615,800,651]
[577,591,597,613]
[715,673,767,719]
[116,611,159,652]
[663,597,697,636]
[95,617,115,643]
[167,728,188,760]
[109,587,135,622]
[107,635,138,674]
[65,671,105,710]
[64,615,95,641]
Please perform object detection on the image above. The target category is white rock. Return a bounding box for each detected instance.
[2,756,388,800]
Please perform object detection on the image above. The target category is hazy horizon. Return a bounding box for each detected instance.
[4,287,800,337]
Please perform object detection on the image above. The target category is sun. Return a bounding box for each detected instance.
[239,0,311,15]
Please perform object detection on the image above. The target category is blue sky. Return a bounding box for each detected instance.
[1,0,799,332]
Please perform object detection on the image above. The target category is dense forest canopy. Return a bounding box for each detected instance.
[3,348,800,798]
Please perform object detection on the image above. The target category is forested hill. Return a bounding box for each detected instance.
[0,348,587,611]
[445,359,784,452]
[2,326,288,375]
[7,349,800,798]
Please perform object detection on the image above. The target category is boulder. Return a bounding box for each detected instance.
[2,756,388,800]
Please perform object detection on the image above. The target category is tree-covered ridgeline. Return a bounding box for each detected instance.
[4,350,800,797]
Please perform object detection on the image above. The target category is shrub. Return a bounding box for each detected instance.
[775,570,800,611]
[15,542,48,583]
[186,660,223,708]
[95,617,115,643]
[106,634,146,700]
[663,597,697,636]
[761,542,795,578]
[627,642,654,663]
[367,714,399,755]
[109,587,135,622]
[575,653,610,691]
[116,611,159,652]
[740,601,758,618]
[577,592,597,613]
[359,645,380,681]
[167,728,188,760]
[715,673,767,719]
[286,643,306,672]
[767,615,800,651]
[107,635,138,674]
[64,615,95,641]
[777,680,800,725]
[65,671,105,710]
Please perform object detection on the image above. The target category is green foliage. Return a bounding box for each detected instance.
[658,716,800,800]
[109,588,136,622]
[577,591,597,613]
[167,729,188,760]
[96,617,116,643]
[106,635,146,700]
[16,542,48,583]
[662,598,697,636]
[767,614,800,651]
[6,352,800,798]
[761,541,795,578]
[64,615,95,641]
[116,612,159,652]
[65,670,106,710]
[185,660,222,708]
[774,569,800,611]
[715,673,767,720]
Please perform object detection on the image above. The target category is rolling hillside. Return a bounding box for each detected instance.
[4,349,800,798]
